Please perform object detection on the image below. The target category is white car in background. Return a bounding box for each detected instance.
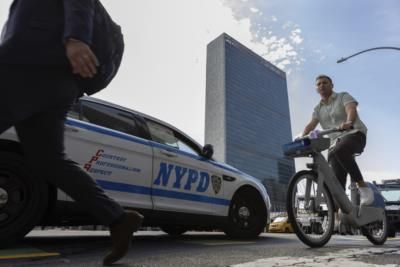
[0,96,271,244]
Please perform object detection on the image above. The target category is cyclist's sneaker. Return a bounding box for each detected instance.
[359,186,374,205]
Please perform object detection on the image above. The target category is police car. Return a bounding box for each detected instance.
[0,97,271,244]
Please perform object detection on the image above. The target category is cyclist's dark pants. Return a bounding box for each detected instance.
[328,131,366,191]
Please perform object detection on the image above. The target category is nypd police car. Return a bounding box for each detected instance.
[0,97,271,243]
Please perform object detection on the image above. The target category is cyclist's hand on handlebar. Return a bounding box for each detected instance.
[339,121,353,130]
[294,133,304,141]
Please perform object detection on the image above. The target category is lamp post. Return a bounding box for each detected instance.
[337,46,400,63]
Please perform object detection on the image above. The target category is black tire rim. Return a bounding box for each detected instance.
[0,169,29,227]
[231,199,256,230]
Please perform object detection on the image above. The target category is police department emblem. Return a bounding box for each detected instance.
[211,175,222,194]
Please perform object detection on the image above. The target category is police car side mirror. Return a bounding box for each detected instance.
[202,144,214,159]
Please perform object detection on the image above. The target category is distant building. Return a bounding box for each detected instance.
[205,33,295,210]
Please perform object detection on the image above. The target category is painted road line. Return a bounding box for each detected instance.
[0,247,59,260]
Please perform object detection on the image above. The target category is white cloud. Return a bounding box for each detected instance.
[290,29,303,44]
[223,0,305,73]
[249,7,259,13]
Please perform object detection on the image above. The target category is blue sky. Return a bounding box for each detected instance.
[1,0,399,182]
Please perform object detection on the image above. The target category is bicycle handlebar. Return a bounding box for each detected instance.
[312,128,344,138]
[307,126,357,139]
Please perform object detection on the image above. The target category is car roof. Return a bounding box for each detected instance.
[80,96,204,150]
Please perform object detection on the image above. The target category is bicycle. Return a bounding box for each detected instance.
[283,128,388,247]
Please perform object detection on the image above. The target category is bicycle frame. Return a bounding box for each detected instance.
[306,144,385,228]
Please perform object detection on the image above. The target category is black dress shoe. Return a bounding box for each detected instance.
[103,210,143,266]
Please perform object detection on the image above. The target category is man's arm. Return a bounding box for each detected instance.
[302,118,319,136]
[63,0,95,45]
[63,0,98,78]
[341,102,357,129]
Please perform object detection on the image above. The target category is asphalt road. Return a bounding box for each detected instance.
[0,230,399,267]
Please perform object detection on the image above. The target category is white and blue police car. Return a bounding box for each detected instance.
[0,97,271,243]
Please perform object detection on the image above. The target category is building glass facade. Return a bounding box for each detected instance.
[205,33,295,209]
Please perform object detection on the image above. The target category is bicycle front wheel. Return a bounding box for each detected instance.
[287,170,335,247]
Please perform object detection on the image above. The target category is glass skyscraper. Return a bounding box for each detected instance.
[205,33,295,209]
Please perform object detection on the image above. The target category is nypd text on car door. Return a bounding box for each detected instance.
[148,120,228,215]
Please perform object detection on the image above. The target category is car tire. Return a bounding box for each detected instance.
[160,225,187,236]
[0,152,48,247]
[224,188,267,239]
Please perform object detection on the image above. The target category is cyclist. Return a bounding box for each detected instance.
[301,74,374,206]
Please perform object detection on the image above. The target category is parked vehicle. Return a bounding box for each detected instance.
[375,179,400,237]
[0,97,271,244]
[268,216,293,233]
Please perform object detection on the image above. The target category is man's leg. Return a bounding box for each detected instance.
[329,133,366,184]
[329,132,372,205]
[15,109,125,225]
[328,151,348,190]
[15,106,143,265]
[3,65,142,264]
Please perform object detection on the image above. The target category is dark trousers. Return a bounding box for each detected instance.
[328,132,366,190]
[0,65,124,226]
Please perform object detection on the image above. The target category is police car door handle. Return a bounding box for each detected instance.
[160,149,178,157]
[65,126,79,133]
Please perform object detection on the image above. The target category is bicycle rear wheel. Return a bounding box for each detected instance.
[361,210,388,245]
[287,170,335,247]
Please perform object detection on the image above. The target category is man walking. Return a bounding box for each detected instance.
[0,0,142,265]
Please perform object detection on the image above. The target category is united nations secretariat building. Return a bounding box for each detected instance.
[205,33,295,211]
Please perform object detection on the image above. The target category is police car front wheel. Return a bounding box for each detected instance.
[224,187,267,239]
[0,151,48,246]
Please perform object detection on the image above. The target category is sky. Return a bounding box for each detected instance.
[1,0,400,183]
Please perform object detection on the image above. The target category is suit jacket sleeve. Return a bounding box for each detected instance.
[63,0,95,45]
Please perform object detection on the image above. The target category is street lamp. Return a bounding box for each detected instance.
[337,46,400,63]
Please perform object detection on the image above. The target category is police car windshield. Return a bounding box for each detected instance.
[381,190,400,202]
[146,120,200,156]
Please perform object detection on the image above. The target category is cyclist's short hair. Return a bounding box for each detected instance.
[315,74,332,84]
